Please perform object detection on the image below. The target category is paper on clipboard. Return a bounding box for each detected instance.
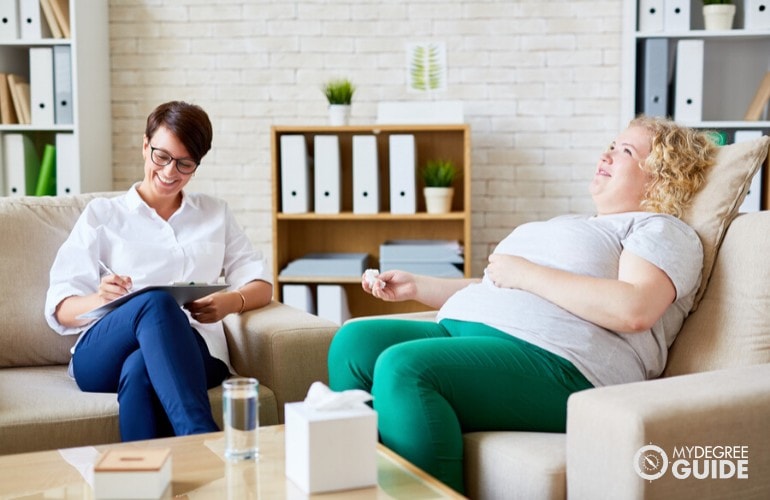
[77,283,229,320]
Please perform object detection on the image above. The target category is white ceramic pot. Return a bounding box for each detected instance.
[328,104,350,126]
[423,187,454,214]
[703,4,736,31]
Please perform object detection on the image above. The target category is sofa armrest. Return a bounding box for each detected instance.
[566,363,770,500]
[222,301,338,422]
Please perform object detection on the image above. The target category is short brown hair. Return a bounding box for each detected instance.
[145,101,213,164]
[631,115,717,218]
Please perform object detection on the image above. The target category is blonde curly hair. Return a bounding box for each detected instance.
[631,115,717,218]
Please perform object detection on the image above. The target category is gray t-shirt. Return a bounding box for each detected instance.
[436,212,703,387]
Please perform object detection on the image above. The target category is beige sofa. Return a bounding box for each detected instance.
[0,193,338,455]
[363,137,770,499]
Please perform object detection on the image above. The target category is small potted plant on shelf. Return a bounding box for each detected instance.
[421,159,458,214]
[702,0,735,31]
[322,78,355,126]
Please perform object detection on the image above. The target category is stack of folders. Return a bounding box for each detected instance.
[379,240,464,278]
[282,284,351,326]
[279,253,369,278]
[1,133,75,196]
[279,253,368,325]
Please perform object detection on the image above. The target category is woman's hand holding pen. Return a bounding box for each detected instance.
[97,261,132,304]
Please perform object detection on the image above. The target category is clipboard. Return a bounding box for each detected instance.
[77,283,229,320]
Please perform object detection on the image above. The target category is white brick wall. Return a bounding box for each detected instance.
[109,0,623,276]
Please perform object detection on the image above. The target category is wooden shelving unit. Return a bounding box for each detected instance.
[270,124,471,318]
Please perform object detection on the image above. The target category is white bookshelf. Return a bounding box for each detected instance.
[0,0,111,196]
[622,1,770,127]
[622,1,770,209]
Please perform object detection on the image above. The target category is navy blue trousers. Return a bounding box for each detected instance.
[72,290,230,441]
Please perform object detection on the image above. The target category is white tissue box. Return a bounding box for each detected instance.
[284,401,378,494]
[94,448,171,499]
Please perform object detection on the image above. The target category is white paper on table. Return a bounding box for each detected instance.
[58,446,100,488]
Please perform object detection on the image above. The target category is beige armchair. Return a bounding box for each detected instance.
[0,193,338,454]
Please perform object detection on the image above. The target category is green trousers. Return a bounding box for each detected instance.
[327,318,593,494]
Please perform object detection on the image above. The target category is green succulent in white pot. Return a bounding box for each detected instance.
[421,159,458,214]
[322,78,355,125]
[702,0,735,31]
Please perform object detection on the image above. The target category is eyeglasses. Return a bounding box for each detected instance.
[149,145,199,175]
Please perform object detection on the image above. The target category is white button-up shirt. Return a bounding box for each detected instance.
[45,185,271,370]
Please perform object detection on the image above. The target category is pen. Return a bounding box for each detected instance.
[99,260,132,291]
[98,260,118,276]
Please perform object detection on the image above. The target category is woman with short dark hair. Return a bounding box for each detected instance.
[46,101,272,441]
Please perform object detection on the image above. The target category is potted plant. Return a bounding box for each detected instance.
[322,78,355,125]
[703,0,735,30]
[421,159,458,214]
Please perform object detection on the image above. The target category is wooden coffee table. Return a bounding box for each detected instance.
[0,424,465,499]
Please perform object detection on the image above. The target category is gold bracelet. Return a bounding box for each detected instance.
[235,290,246,314]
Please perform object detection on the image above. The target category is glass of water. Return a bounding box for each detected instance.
[223,377,259,460]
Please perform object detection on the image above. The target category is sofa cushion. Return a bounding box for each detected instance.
[464,431,566,500]
[0,195,99,366]
[0,366,279,454]
[0,194,117,367]
[665,212,770,376]
[680,135,770,311]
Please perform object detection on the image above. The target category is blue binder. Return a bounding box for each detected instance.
[637,38,670,118]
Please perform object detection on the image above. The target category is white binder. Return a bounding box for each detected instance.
[30,47,55,125]
[316,285,351,326]
[19,0,51,39]
[388,134,416,214]
[282,284,316,314]
[280,135,311,213]
[663,0,690,32]
[673,40,704,123]
[313,135,341,214]
[638,38,669,117]
[352,135,379,214]
[56,132,78,195]
[734,130,764,213]
[53,45,72,124]
[0,0,20,39]
[638,0,664,32]
[3,133,39,196]
[745,0,770,30]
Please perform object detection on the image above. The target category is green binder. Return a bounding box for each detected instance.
[35,144,56,196]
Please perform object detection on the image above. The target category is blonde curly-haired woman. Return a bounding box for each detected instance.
[328,116,718,494]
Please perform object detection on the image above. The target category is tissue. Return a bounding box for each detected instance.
[364,268,385,289]
[285,382,378,494]
[303,381,372,411]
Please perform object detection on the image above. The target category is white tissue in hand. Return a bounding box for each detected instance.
[304,381,372,411]
[364,268,385,289]
[364,268,378,285]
